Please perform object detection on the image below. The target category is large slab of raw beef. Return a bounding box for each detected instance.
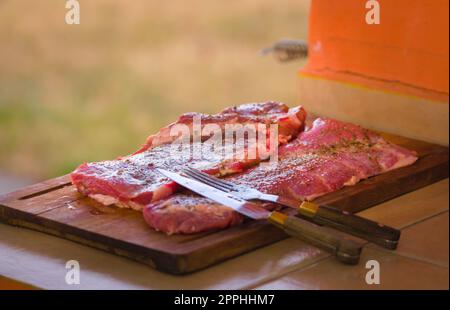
[71,102,307,210]
[143,118,418,234]
[134,102,306,153]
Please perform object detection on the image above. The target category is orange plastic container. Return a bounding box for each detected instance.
[301,0,449,102]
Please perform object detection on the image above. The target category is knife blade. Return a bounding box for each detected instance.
[157,168,363,264]
[159,169,270,220]
[181,166,401,250]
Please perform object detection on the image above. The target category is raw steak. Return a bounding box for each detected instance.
[144,118,418,234]
[135,102,306,152]
[71,102,307,210]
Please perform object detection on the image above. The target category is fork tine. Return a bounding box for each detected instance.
[183,169,233,190]
[182,169,232,192]
[185,167,236,189]
[183,169,233,192]
[185,167,235,189]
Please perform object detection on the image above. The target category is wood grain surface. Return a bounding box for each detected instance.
[0,133,448,274]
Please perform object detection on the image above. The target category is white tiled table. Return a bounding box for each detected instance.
[0,180,448,290]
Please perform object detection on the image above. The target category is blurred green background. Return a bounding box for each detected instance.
[0,0,310,180]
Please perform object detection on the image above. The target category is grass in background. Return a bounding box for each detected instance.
[0,0,309,179]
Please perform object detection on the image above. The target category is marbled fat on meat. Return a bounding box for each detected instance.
[71,102,307,210]
[144,118,418,234]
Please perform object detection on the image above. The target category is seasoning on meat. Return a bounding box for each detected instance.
[144,118,418,234]
[71,102,307,210]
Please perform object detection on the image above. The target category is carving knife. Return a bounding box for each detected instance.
[157,168,362,265]
[182,167,401,250]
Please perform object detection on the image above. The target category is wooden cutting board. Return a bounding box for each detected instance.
[0,133,448,275]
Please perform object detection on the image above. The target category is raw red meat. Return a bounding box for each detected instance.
[143,195,244,235]
[135,102,306,153]
[71,102,307,210]
[144,118,418,234]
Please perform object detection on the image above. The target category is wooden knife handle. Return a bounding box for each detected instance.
[276,197,401,249]
[268,211,362,265]
[312,204,401,249]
